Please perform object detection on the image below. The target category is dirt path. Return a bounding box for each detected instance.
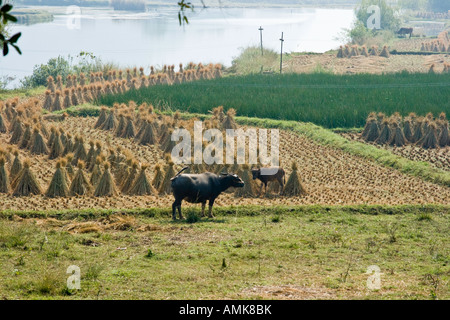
[286,53,450,74]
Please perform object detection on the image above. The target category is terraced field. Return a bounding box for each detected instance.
[1,114,449,213]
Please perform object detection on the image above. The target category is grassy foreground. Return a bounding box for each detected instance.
[0,205,448,300]
[98,72,450,128]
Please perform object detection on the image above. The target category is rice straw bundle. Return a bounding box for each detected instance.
[43,90,53,110]
[419,122,439,149]
[283,162,307,197]
[389,122,406,147]
[18,123,31,150]
[376,119,392,144]
[159,161,176,195]
[0,157,9,194]
[100,110,118,131]
[361,46,369,57]
[438,121,449,147]
[139,121,157,146]
[120,161,138,194]
[94,162,118,197]
[95,107,108,129]
[12,159,42,196]
[90,157,103,187]
[52,90,63,112]
[129,164,155,195]
[412,118,424,143]
[223,108,238,130]
[70,161,92,196]
[49,133,64,159]
[234,164,256,198]
[30,127,49,155]
[46,161,70,198]
[379,45,390,58]
[10,150,22,181]
[9,121,23,145]
[122,115,136,139]
[403,119,414,142]
[152,164,164,191]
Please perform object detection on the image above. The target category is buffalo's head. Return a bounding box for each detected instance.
[251,168,260,180]
[222,173,245,188]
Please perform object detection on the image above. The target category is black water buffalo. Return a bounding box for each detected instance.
[396,27,413,38]
[170,167,244,220]
[251,166,286,195]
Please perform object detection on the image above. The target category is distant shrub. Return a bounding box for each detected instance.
[111,0,146,11]
[229,46,279,75]
[21,53,118,88]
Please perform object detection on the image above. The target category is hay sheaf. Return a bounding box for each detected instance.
[12,160,42,197]
[94,163,119,197]
[46,161,70,198]
[129,165,155,196]
[283,162,307,197]
[70,161,92,196]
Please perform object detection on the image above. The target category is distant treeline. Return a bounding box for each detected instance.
[17,0,147,11]
[110,0,146,11]
[17,0,110,7]
[12,9,54,25]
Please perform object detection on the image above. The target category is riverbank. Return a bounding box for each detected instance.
[11,8,54,25]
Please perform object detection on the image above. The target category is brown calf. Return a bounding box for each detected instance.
[251,166,286,195]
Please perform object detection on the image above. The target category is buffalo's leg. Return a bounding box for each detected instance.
[260,183,264,196]
[201,202,206,217]
[172,199,181,220]
[208,199,215,218]
[177,204,183,220]
[278,177,284,195]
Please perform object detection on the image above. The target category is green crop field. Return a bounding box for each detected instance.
[98,72,450,128]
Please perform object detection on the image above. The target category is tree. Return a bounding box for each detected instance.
[428,0,450,12]
[398,0,428,11]
[0,0,21,56]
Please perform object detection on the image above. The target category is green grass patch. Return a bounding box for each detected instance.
[0,86,45,100]
[1,204,449,220]
[97,72,450,128]
[0,204,448,299]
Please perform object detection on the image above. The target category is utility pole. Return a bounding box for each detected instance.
[279,32,284,74]
[259,26,264,56]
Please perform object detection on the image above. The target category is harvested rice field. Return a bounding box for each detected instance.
[340,132,450,172]
[1,113,449,212]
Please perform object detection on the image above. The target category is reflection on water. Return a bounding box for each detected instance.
[0,6,354,87]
